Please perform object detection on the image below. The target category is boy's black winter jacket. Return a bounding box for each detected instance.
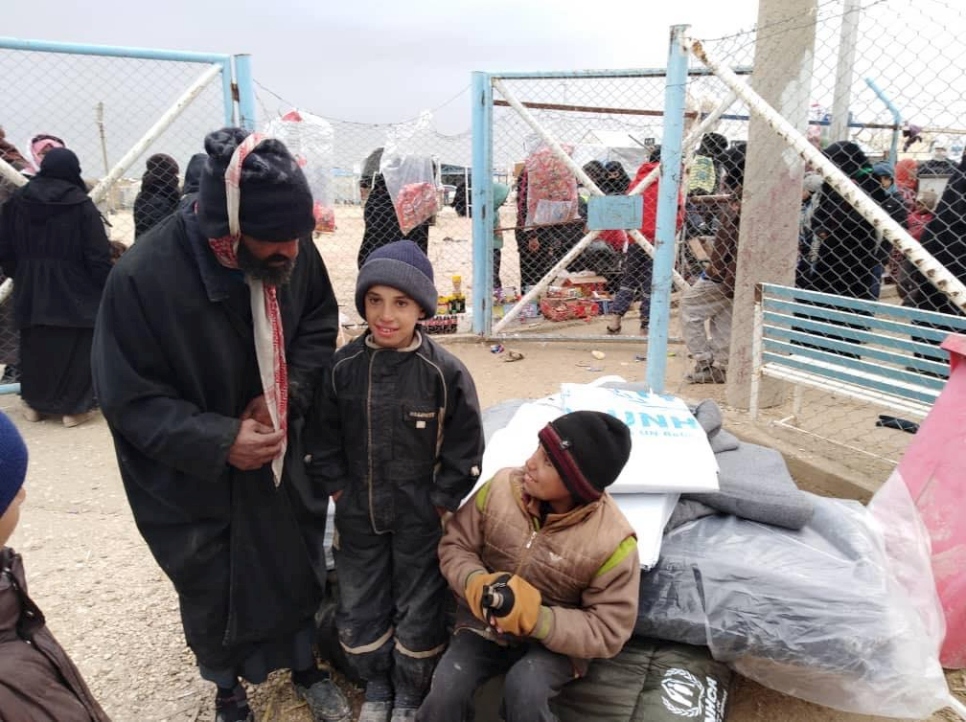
[307,331,483,532]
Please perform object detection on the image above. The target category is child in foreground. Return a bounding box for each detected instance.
[417,410,641,722]
[307,240,484,722]
[0,410,111,721]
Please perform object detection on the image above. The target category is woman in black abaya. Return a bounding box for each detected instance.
[0,148,113,426]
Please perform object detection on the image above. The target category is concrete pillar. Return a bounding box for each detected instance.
[829,0,860,142]
[726,0,817,409]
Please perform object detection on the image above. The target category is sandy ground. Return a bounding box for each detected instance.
[2,327,962,722]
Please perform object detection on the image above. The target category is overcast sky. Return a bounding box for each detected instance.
[3,0,761,134]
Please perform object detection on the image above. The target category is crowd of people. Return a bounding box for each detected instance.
[0,126,643,722]
[0,120,965,722]
[496,134,966,385]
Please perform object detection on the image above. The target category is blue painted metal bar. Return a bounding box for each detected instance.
[865,78,902,168]
[763,312,949,360]
[233,55,257,131]
[470,72,494,335]
[646,25,689,393]
[760,351,941,404]
[762,336,947,387]
[0,37,231,65]
[0,383,20,396]
[762,299,966,341]
[761,283,966,329]
[486,66,751,80]
[0,37,236,129]
[762,305,955,347]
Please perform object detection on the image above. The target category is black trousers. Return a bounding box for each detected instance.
[333,484,447,706]
[417,631,574,722]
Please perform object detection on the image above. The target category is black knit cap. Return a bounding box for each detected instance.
[355,240,439,320]
[197,127,315,242]
[538,411,632,504]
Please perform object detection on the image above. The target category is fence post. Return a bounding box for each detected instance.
[471,71,493,335]
[725,0,817,410]
[646,25,689,393]
[234,54,257,131]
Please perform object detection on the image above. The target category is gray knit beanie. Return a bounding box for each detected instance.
[355,240,439,319]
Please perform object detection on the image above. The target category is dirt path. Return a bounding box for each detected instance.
[2,329,960,721]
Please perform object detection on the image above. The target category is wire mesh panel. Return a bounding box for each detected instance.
[679,0,966,474]
[0,41,232,388]
[485,70,719,342]
[250,107,477,323]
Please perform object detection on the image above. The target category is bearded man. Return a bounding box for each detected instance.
[92,128,349,722]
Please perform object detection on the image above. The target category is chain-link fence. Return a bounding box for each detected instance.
[248,102,478,327]
[0,38,235,389]
[676,0,966,474]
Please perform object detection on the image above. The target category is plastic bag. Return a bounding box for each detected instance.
[524,143,578,226]
[263,110,337,232]
[380,111,439,234]
[636,492,949,717]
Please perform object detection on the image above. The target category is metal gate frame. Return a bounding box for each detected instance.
[0,37,256,395]
[469,26,751,391]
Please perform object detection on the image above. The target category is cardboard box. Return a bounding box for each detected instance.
[560,274,609,297]
[539,298,601,322]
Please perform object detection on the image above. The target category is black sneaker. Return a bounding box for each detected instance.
[214,685,254,722]
[294,677,351,722]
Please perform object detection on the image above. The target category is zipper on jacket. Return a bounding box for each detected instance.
[367,349,378,532]
[514,522,541,576]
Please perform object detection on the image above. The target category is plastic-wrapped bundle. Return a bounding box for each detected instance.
[636,492,948,717]
[525,143,578,226]
[380,111,439,234]
[263,110,337,232]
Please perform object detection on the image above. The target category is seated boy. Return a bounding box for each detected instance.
[0,410,111,721]
[307,240,484,722]
[417,410,640,722]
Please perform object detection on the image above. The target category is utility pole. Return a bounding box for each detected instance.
[95,102,113,213]
[726,0,818,409]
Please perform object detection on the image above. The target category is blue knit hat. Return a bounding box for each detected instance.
[872,161,895,179]
[0,411,28,517]
[355,240,439,319]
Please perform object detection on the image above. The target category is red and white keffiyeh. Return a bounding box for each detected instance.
[208,132,288,486]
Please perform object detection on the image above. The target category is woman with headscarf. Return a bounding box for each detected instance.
[357,173,430,269]
[0,148,113,427]
[894,158,918,210]
[178,152,208,211]
[133,153,181,239]
[808,141,905,300]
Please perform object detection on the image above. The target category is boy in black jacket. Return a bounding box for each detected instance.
[307,241,484,722]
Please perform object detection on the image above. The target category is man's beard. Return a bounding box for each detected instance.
[237,242,295,286]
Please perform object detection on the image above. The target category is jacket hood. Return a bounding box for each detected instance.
[182,153,207,195]
[19,176,90,205]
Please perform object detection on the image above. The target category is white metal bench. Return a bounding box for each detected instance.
[751,283,966,427]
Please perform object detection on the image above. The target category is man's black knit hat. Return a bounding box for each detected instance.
[538,410,632,503]
[355,240,438,320]
[197,127,315,241]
